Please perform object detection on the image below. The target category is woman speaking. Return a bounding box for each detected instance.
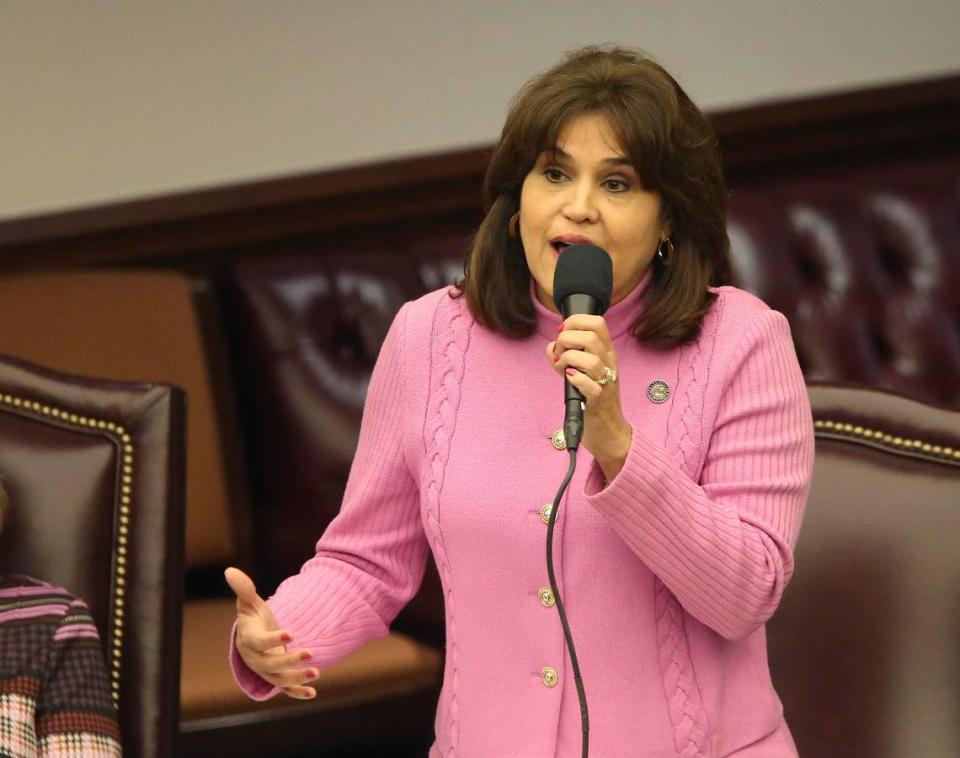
[227,46,813,757]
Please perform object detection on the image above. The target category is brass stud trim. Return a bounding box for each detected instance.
[814,418,960,465]
[0,391,135,707]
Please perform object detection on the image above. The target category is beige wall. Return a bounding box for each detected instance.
[2,0,959,221]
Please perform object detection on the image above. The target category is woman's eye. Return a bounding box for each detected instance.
[544,168,566,183]
[605,178,630,192]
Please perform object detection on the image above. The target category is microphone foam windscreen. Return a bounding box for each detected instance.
[552,244,614,314]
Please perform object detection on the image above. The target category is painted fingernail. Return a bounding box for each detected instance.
[306,670,318,680]
[300,651,312,661]
[280,633,292,643]
[556,322,564,333]
[565,368,577,376]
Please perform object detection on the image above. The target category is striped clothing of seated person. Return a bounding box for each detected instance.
[0,575,122,757]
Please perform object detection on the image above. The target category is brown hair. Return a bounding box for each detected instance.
[457,45,732,345]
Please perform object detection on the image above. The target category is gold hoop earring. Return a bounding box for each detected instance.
[656,237,674,265]
[508,212,520,240]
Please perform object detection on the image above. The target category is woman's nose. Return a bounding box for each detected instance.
[562,182,599,223]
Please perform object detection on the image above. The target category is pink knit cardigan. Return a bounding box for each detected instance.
[231,278,814,757]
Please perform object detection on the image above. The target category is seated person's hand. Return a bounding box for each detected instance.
[225,567,318,699]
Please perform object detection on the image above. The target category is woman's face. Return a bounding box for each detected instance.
[519,112,669,312]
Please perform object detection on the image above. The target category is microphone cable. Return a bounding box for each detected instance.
[545,446,589,758]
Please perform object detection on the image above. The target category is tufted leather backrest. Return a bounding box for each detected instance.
[727,157,960,408]
[228,231,468,587]
[0,353,186,758]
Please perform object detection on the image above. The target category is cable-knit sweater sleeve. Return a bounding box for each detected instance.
[585,307,814,641]
[231,302,429,698]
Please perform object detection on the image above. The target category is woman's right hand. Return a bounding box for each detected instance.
[224,567,318,699]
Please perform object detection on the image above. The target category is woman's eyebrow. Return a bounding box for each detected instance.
[549,146,634,168]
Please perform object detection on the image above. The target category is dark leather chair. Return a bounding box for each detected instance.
[0,270,256,749]
[768,382,960,757]
[0,353,187,758]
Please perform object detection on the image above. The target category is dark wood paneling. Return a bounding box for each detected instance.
[0,151,491,273]
[714,75,960,185]
[0,74,957,272]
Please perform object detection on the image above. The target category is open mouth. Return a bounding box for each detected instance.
[550,236,593,254]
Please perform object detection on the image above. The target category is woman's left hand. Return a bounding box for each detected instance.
[547,314,632,481]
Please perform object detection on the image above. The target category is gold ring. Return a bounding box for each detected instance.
[596,367,618,386]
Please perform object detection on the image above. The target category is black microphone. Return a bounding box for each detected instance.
[552,244,613,450]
